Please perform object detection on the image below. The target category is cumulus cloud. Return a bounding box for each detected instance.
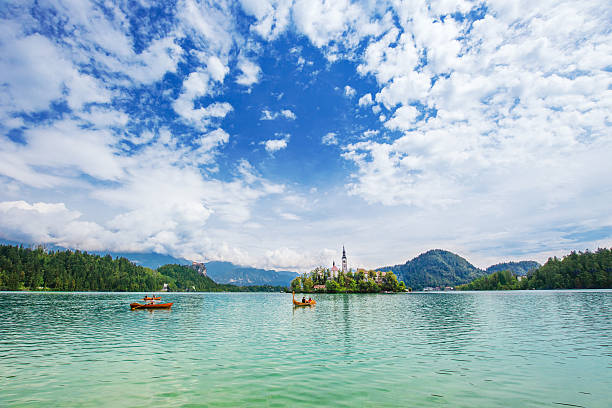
[236,57,262,87]
[358,93,373,107]
[260,109,297,120]
[173,71,233,126]
[239,0,292,40]
[344,85,356,97]
[262,134,290,153]
[322,132,338,145]
[207,55,229,82]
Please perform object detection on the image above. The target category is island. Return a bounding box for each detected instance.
[291,267,406,293]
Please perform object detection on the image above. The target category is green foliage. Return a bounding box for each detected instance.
[377,249,488,290]
[525,249,612,289]
[457,270,521,290]
[458,248,612,290]
[0,245,285,292]
[292,268,405,293]
[486,261,540,276]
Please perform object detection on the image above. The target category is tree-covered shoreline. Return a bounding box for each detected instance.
[0,245,284,292]
[291,267,406,293]
[458,248,612,290]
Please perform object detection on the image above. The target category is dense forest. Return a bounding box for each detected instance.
[377,249,487,290]
[458,248,612,290]
[291,267,406,293]
[486,261,540,276]
[0,245,284,292]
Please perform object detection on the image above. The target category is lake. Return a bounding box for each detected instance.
[0,291,610,407]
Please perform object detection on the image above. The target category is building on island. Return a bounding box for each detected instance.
[329,246,349,279]
[331,261,339,279]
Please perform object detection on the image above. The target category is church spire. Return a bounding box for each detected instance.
[342,246,347,273]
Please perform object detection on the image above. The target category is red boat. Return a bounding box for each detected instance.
[130,302,173,310]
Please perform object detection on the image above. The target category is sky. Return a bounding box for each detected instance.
[0,0,611,272]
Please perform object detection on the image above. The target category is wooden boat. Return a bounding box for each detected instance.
[143,296,161,301]
[292,291,316,306]
[130,302,173,310]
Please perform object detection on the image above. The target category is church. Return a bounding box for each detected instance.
[329,246,348,279]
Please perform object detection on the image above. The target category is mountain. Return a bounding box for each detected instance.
[205,261,299,287]
[93,252,191,270]
[486,261,540,276]
[377,249,488,290]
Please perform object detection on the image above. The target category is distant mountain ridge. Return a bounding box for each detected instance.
[376,249,539,290]
[205,261,299,287]
[486,261,540,276]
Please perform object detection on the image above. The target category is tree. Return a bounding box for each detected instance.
[302,277,314,292]
[290,277,302,292]
[325,279,340,293]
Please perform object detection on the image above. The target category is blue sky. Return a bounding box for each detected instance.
[1,0,611,272]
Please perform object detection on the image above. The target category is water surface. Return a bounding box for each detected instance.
[1,291,610,407]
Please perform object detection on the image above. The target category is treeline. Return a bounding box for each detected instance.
[458,248,612,290]
[0,245,284,292]
[457,270,522,290]
[157,264,285,292]
[291,267,406,293]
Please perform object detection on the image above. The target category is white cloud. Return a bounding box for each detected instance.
[173,71,233,126]
[358,93,373,107]
[385,105,419,130]
[362,129,379,139]
[0,120,123,188]
[344,85,356,98]
[260,109,296,120]
[322,132,338,145]
[0,27,111,114]
[262,134,290,153]
[239,0,292,40]
[207,56,229,82]
[281,109,297,119]
[236,57,262,87]
[280,212,301,221]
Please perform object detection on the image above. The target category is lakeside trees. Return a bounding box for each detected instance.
[291,267,406,293]
[0,245,284,292]
[458,248,612,290]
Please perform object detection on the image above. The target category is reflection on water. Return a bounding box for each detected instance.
[0,291,610,407]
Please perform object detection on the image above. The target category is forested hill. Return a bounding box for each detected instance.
[458,248,612,290]
[377,249,487,290]
[486,261,540,276]
[0,245,284,292]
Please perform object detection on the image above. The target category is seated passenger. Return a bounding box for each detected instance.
[308,297,312,303]
[302,297,306,303]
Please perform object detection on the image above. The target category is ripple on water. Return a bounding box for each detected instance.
[0,291,611,407]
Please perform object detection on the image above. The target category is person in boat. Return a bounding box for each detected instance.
[302,296,306,303]
[308,297,312,303]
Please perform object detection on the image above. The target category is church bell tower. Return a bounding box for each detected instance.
[342,246,347,273]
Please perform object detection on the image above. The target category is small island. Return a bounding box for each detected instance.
[290,247,406,293]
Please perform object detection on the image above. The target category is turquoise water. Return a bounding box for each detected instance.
[0,291,610,407]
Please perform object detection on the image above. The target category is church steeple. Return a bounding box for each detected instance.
[342,246,347,273]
